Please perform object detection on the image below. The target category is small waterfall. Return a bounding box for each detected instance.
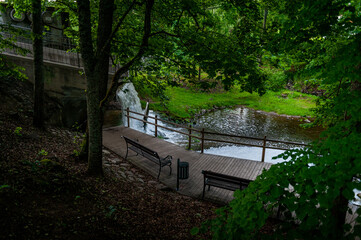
[116,82,143,129]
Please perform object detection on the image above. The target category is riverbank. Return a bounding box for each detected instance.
[145,86,317,121]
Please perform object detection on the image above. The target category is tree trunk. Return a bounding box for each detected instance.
[77,0,154,176]
[77,0,102,176]
[77,0,115,176]
[32,0,44,129]
[257,7,268,65]
[331,192,348,238]
[86,74,103,175]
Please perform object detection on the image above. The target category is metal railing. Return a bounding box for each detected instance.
[0,28,120,74]
[125,108,309,162]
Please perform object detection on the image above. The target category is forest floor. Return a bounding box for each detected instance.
[0,77,278,239]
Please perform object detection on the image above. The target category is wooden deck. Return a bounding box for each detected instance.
[103,126,272,204]
[103,126,359,227]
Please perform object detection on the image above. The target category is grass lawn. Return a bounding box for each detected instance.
[148,86,317,120]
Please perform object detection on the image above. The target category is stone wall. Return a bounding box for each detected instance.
[3,52,116,128]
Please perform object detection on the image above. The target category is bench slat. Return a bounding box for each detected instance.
[202,170,252,199]
[123,136,172,180]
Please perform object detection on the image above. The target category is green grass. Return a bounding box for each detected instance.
[148,87,317,120]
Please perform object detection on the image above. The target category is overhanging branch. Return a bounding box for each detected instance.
[100,0,155,108]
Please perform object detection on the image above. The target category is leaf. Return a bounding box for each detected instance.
[305,185,314,196]
[0,185,10,190]
[190,227,199,235]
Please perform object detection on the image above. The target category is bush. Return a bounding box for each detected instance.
[262,67,288,91]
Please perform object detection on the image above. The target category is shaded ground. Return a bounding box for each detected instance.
[0,77,218,239]
[0,113,218,240]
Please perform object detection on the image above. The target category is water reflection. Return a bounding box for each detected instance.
[195,107,321,143]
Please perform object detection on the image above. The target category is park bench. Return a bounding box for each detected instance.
[123,136,172,180]
[202,170,252,199]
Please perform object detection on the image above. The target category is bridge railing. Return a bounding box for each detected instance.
[1,29,120,74]
[125,108,308,162]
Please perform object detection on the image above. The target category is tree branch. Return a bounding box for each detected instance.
[95,0,138,60]
[76,0,95,72]
[149,30,179,38]
[100,0,154,108]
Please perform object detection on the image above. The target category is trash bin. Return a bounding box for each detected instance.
[176,159,189,191]
[178,161,189,179]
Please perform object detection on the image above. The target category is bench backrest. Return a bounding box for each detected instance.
[123,136,160,159]
[202,170,252,186]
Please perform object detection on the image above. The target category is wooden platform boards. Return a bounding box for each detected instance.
[103,126,272,204]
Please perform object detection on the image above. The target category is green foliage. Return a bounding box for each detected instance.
[13,127,22,136]
[0,185,11,192]
[195,0,361,239]
[38,149,48,156]
[262,66,288,91]
[118,0,268,95]
[72,134,85,158]
[132,74,169,104]
[0,23,29,81]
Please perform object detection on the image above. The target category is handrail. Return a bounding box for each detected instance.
[126,108,309,162]
[127,109,201,132]
[1,30,120,74]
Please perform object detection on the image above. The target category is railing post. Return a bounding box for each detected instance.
[155,115,158,138]
[261,135,267,162]
[201,128,205,154]
[188,125,192,150]
[126,107,130,127]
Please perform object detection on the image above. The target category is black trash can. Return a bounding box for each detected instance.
[176,159,189,191]
[178,161,189,180]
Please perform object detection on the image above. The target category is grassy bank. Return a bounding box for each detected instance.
[147,86,317,120]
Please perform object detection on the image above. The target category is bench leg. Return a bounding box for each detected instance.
[208,185,211,191]
[157,165,162,180]
[125,147,129,160]
[168,164,172,176]
[202,184,206,199]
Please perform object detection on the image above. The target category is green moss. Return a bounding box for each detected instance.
[148,87,317,120]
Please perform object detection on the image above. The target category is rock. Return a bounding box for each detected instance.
[126,171,134,177]
[156,183,166,190]
[109,158,121,164]
[120,171,127,179]
[120,163,130,167]
[137,178,144,183]
[102,149,111,155]
[148,180,158,185]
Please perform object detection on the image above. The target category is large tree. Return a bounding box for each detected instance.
[7,0,45,128]
[76,0,155,175]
